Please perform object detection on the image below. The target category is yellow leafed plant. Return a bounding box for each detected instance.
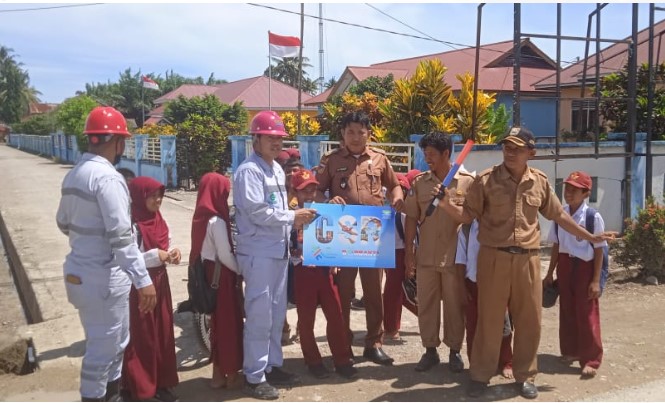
[280,112,320,138]
[448,72,496,142]
[135,123,177,136]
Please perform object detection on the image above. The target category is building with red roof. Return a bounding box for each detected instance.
[305,39,560,137]
[146,76,317,126]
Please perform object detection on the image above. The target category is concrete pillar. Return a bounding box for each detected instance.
[160,136,177,187]
[296,134,329,169]
[229,135,249,173]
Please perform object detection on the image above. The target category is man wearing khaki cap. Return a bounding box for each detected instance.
[437,127,615,399]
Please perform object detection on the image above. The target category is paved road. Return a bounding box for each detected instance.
[1,144,663,402]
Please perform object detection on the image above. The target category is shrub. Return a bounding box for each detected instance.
[280,112,320,137]
[135,123,177,136]
[176,115,232,186]
[614,197,665,279]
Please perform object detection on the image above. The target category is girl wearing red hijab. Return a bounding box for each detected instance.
[123,177,181,401]
[189,172,244,389]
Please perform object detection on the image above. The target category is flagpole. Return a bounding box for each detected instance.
[297,3,304,135]
[268,31,272,111]
[141,78,145,126]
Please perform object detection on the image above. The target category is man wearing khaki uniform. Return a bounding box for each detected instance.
[405,132,473,374]
[438,127,613,399]
[316,111,404,365]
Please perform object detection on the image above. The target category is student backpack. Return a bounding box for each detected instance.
[554,207,609,295]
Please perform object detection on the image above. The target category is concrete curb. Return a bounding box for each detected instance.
[0,209,42,324]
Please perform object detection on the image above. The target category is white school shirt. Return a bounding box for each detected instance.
[455,220,480,282]
[200,216,239,273]
[546,202,608,262]
[133,222,173,269]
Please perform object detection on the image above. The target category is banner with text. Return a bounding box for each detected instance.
[302,203,395,268]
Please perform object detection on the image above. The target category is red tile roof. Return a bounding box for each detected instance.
[151,76,316,115]
[26,102,58,115]
[154,85,219,104]
[306,39,557,106]
[214,76,316,110]
[346,66,410,82]
[304,87,333,106]
[535,19,665,89]
[370,39,556,93]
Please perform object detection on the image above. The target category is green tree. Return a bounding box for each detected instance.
[11,112,57,135]
[264,56,317,94]
[176,115,234,185]
[348,74,395,100]
[380,59,453,142]
[0,46,41,123]
[55,95,99,152]
[598,62,665,139]
[164,94,247,129]
[324,76,337,90]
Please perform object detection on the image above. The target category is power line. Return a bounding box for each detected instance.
[250,2,580,69]
[247,3,471,49]
[0,3,104,13]
[364,3,460,52]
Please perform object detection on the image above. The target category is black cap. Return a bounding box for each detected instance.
[500,127,536,149]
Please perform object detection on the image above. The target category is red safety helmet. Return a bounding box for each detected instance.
[250,110,288,137]
[83,106,131,137]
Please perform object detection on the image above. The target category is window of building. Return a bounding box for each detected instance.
[571,99,599,134]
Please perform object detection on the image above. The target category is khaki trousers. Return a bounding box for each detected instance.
[337,267,384,348]
[417,265,466,350]
[470,245,542,383]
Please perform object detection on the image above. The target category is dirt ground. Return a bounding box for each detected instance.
[1,256,664,401]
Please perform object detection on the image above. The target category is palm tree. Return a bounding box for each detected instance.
[0,46,41,123]
[264,56,316,94]
[324,76,338,90]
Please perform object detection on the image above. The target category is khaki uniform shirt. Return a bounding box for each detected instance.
[316,146,399,206]
[464,164,564,249]
[405,170,475,270]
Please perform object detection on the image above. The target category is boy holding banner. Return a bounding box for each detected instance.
[315,111,404,366]
[404,131,474,374]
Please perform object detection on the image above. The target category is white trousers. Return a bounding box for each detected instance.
[237,254,288,384]
[65,279,131,399]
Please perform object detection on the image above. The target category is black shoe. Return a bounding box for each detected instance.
[517,381,538,399]
[265,367,301,386]
[448,351,464,373]
[415,351,440,372]
[466,380,488,398]
[335,364,358,379]
[153,388,178,402]
[350,297,365,310]
[362,347,394,366]
[244,381,279,400]
[105,379,123,402]
[308,364,331,379]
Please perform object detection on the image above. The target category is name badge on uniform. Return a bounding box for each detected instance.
[336,167,348,172]
[268,192,277,205]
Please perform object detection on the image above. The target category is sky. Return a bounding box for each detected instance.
[2,1,664,104]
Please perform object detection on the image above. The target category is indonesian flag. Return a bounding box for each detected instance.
[141,76,159,91]
[269,31,301,58]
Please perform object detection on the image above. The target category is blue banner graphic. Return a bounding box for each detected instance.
[302,203,395,268]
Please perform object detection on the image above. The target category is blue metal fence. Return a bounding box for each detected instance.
[7,133,178,187]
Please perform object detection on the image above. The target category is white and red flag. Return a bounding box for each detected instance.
[141,76,160,91]
[269,32,301,58]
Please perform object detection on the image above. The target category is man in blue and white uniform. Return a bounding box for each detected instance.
[56,106,157,402]
[233,110,316,400]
